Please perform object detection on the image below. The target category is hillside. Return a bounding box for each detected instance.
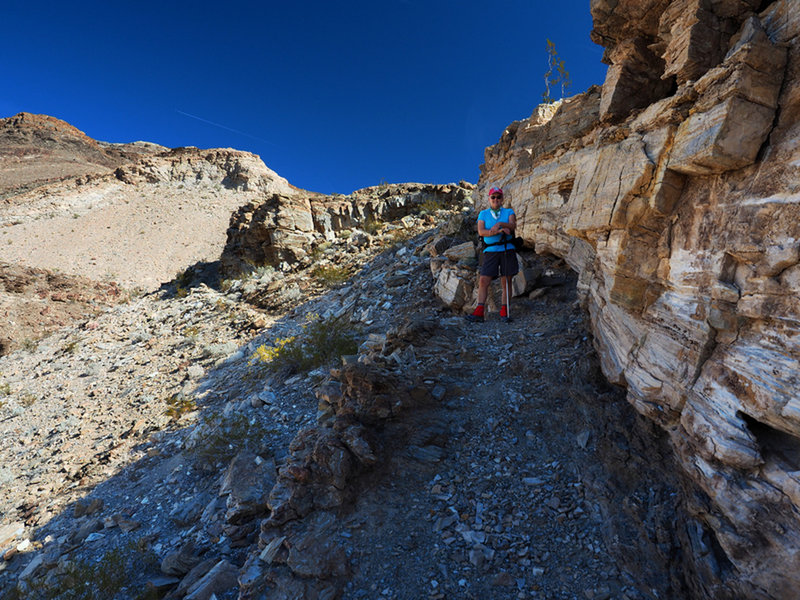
[0,201,684,599]
[2,0,800,597]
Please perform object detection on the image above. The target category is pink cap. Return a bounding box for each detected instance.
[489,187,503,196]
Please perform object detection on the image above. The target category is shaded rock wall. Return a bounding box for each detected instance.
[478,1,800,597]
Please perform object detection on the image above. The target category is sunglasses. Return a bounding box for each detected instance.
[490,195,502,199]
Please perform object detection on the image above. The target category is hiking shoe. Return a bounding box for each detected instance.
[465,313,484,323]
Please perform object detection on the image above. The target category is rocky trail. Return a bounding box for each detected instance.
[0,209,685,599]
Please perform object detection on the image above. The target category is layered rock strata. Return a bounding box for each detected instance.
[479,1,800,597]
[221,182,474,275]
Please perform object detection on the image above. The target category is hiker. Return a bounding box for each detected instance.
[466,187,518,323]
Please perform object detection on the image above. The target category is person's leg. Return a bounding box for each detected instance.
[477,275,491,305]
[499,276,508,306]
[468,253,498,322]
[467,275,492,321]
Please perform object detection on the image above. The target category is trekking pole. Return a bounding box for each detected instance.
[504,234,511,321]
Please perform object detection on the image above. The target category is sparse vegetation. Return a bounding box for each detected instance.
[4,540,160,600]
[311,264,351,286]
[250,313,358,375]
[19,392,37,407]
[311,242,334,262]
[182,325,200,345]
[380,227,417,250]
[0,383,11,396]
[417,198,444,214]
[363,217,384,235]
[21,338,38,352]
[542,38,571,103]
[164,393,197,420]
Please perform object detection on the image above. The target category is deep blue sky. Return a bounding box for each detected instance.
[2,1,607,194]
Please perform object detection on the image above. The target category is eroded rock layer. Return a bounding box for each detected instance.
[221,182,474,275]
[479,1,800,597]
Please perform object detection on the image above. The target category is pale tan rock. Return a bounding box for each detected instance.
[668,17,787,175]
[442,241,476,262]
[432,263,475,310]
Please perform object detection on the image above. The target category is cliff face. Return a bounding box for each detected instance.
[221,182,474,276]
[479,1,800,597]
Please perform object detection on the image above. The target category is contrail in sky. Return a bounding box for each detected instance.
[176,109,276,146]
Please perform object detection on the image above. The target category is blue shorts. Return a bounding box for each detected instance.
[480,250,519,278]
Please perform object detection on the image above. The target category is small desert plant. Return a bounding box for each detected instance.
[417,198,444,214]
[362,217,384,235]
[164,393,197,420]
[174,267,194,288]
[380,228,417,250]
[0,383,11,397]
[250,313,358,375]
[311,264,351,286]
[250,264,275,279]
[21,338,38,352]
[18,392,37,407]
[182,325,201,345]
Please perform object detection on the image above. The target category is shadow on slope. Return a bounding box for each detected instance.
[1,224,699,600]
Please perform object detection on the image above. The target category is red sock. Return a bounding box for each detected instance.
[500,305,508,318]
[473,304,485,317]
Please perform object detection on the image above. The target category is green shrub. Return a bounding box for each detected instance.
[250,313,358,375]
[363,217,384,235]
[164,393,197,420]
[311,265,351,286]
[417,198,444,214]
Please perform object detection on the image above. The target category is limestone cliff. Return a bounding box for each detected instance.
[478,1,800,598]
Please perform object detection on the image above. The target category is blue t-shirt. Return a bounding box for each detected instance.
[479,207,515,252]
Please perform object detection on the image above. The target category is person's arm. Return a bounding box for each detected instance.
[496,213,517,236]
[477,219,504,238]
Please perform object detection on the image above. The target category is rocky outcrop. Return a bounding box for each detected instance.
[479,1,799,597]
[221,182,473,274]
[113,146,291,193]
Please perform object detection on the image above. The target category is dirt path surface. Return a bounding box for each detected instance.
[0,216,680,599]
